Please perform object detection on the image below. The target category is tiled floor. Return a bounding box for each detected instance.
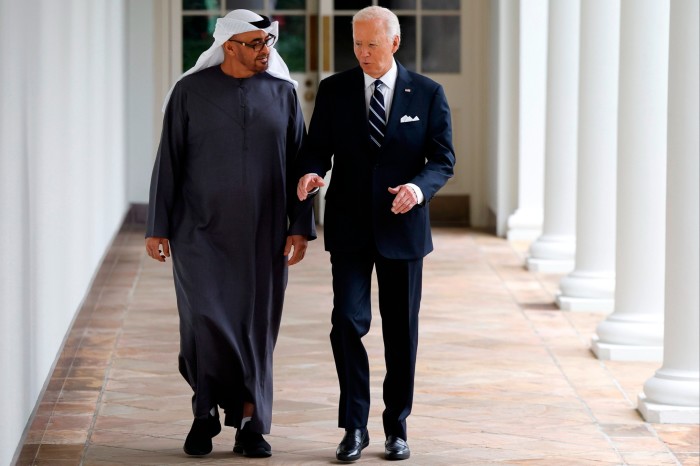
[15,223,699,465]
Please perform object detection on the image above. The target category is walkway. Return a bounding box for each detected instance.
[15,223,699,465]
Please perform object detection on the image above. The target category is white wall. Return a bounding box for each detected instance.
[127,1,159,204]
[443,0,491,227]
[0,1,128,464]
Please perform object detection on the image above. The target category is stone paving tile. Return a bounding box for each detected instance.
[13,224,699,465]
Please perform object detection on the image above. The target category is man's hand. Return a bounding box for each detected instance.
[297,174,325,201]
[146,237,170,262]
[285,235,309,266]
[388,185,418,214]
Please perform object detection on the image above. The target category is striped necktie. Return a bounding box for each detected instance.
[369,80,386,148]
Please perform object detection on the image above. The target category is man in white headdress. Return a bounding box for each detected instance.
[145,9,316,458]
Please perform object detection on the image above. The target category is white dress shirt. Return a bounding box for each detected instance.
[363,60,397,120]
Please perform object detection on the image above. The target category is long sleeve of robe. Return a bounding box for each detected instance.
[146,67,316,434]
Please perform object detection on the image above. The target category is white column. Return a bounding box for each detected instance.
[591,0,670,361]
[489,0,519,237]
[556,0,618,312]
[506,0,547,241]
[526,0,579,273]
[638,0,700,424]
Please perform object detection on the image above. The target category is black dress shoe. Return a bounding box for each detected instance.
[183,412,221,456]
[385,435,410,460]
[336,428,369,462]
[233,424,272,458]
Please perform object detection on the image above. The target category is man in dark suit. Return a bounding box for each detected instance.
[297,5,455,462]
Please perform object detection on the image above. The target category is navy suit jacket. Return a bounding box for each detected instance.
[299,62,456,260]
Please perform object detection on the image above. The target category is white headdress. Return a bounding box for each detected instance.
[162,9,297,112]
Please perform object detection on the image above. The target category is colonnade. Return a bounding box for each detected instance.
[509,0,699,423]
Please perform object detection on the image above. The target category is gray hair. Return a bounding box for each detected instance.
[352,6,401,41]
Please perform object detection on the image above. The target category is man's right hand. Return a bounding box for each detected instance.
[146,237,170,262]
[297,173,325,201]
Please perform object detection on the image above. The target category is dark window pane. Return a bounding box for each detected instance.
[183,0,220,10]
[275,0,306,8]
[394,15,416,71]
[333,16,355,71]
[334,0,371,10]
[225,0,264,10]
[422,0,459,10]
[422,16,459,72]
[378,0,416,8]
[183,15,217,72]
[274,15,306,72]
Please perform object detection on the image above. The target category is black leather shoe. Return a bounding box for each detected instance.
[183,412,221,456]
[336,428,369,462]
[385,436,410,460]
[233,424,272,458]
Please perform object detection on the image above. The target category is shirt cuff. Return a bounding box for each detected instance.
[406,183,424,204]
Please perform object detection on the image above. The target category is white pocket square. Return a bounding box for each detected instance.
[400,115,420,123]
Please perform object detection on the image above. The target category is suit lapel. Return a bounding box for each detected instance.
[384,62,414,146]
[345,63,412,154]
[347,67,371,144]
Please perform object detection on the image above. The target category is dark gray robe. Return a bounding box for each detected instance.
[146,67,315,434]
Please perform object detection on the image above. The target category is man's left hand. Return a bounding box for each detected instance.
[388,185,418,214]
[285,235,309,265]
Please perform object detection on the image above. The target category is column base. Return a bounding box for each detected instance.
[590,335,663,361]
[506,209,543,241]
[557,271,615,311]
[637,393,700,424]
[556,294,614,312]
[527,257,575,273]
[595,314,664,348]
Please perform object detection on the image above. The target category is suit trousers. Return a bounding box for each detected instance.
[329,246,423,440]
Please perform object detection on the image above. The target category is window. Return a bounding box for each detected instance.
[182,0,460,75]
[333,0,460,73]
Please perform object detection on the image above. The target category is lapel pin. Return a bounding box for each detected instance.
[405,88,411,93]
